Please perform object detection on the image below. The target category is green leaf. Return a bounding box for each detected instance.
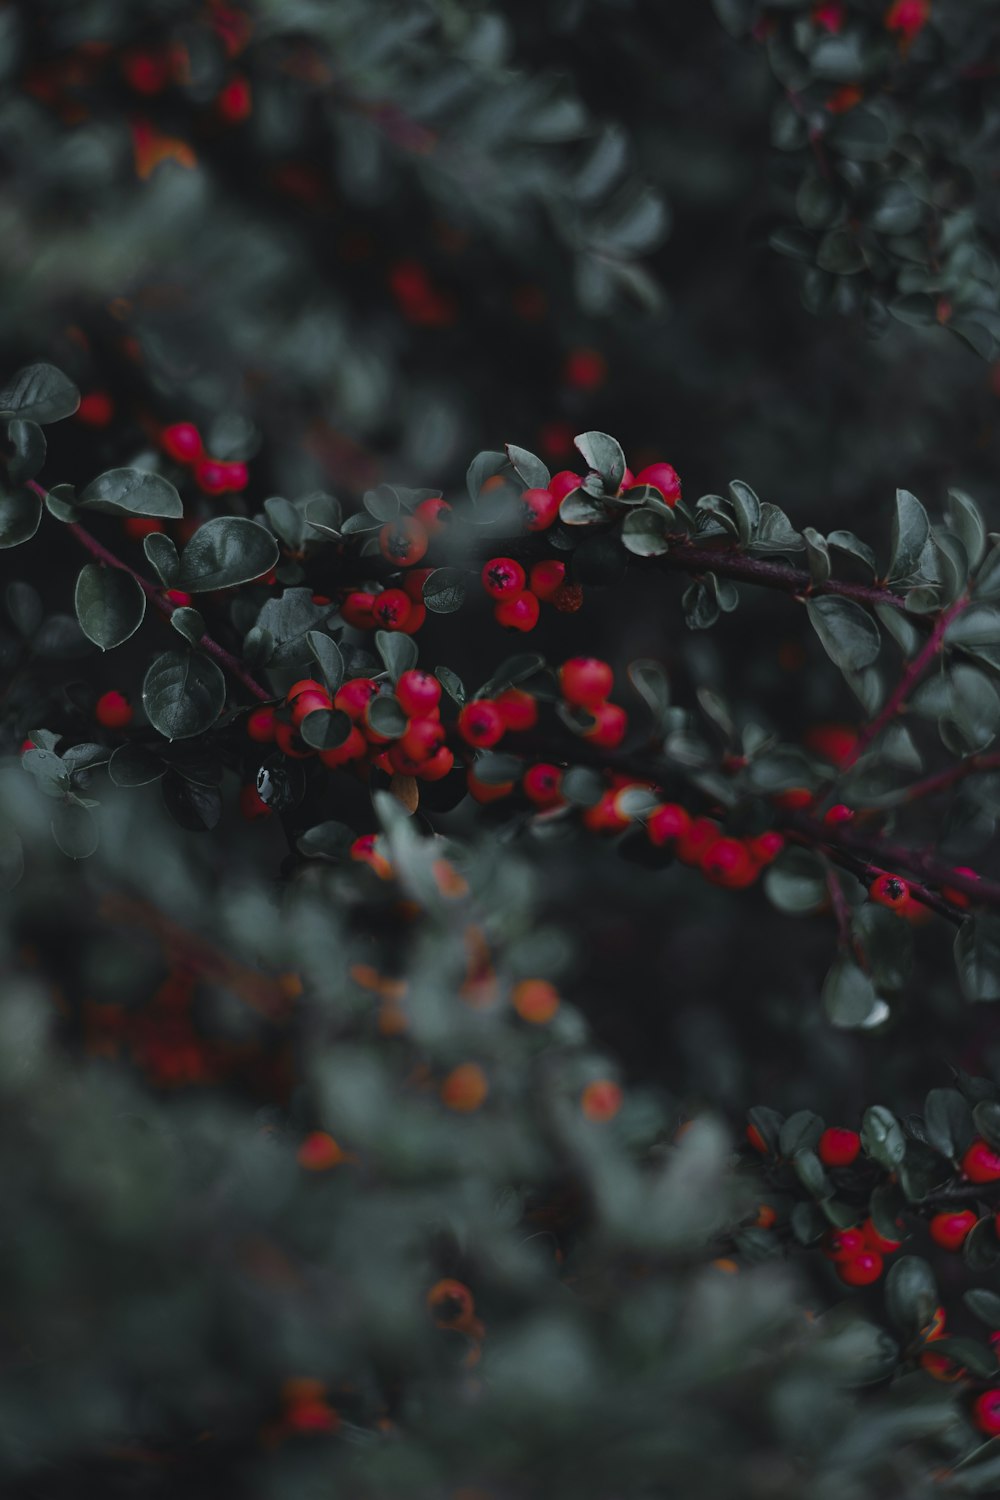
[683,579,720,631]
[143,532,179,586]
[946,605,1000,650]
[0,486,42,548]
[828,530,877,576]
[796,172,841,230]
[869,180,923,236]
[923,1088,972,1161]
[296,821,355,861]
[964,1217,1000,1272]
[170,606,206,646]
[973,1100,1000,1153]
[108,743,165,787]
[474,752,524,786]
[573,431,626,492]
[764,849,828,915]
[560,766,605,807]
[5,419,46,484]
[628,658,671,722]
[974,542,1000,600]
[79,468,183,519]
[375,631,418,682]
[264,495,305,552]
[621,507,670,555]
[780,1110,824,1156]
[366,695,407,738]
[5,580,42,636]
[466,450,508,503]
[422,568,466,614]
[889,490,930,582]
[728,481,760,545]
[435,666,466,705]
[964,1288,1000,1328]
[861,1105,906,1168]
[142,651,226,740]
[817,229,864,275]
[44,483,77,523]
[885,1255,938,1340]
[307,631,345,695]
[562,492,612,527]
[482,654,546,696]
[33,614,89,658]
[947,490,987,572]
[752,503,803,553]
[802,527,831,584]
[830,108,892,163]
[806,596,881,673]
[505,444,549,491]
[299,708,353,751]
[255,589,329,669]
[0,363,79,424]
[50,802,98,860]
[947,664,1000,751]
[176,517,278,592]
[823,959,882,1030]
[74,564,146,651]
[161,773,222,832]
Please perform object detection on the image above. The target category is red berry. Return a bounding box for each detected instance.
[646,803,691,847]
[195,458,230,494]
[804,722,858,768]
[467,768,514,803]
[291,690,332,726]
[388,742,427,776]
[582,701,627,748]
[372,590,412,630]
[494,591,540,632]
[929,1210,978,1252]
[399,717,445,764]
[863,1217,902,1254]
[413,496,451,533]
[418,746,454,781]
[870,873,910,911]
[581,790,631,834]
[885,0,930,42]
[341,592,376,629]
[76,391,114,427]
[217,75,252,122]
[560,657,613,709]
[398,603,426,634]
[962,1138,1000,1183]
[825,1228,867,1261]
[481,557,526,601]
[161,423,203,463]
[818,1128,861,1167]
[246,707,277,743]
[563,348,607,391]
[634,463,681,506]
[941,867,980,909]
[221,460,248,492]
[495,687,538,731]
[286,678,326,702]
[122,50,169,94]
[548,471,584,504]
[458,701,505,748]
[823,804,855,827]
[274,722,313,760]
[166,588,193,608]
[124,516,165,540]
[402,567,434,603]
[95,690,133,730]
[379,517,428,567]
[773,787,814,811]
[523,763,563,808]
[240,783,271,820]
[748,831,784,865]
[973,1390,1000,1437]
[396,671,442,718]
[700,837,757,889]
[676,817,720,866]
[318,727,366,767]
[529,560,567,600]
[836,1250,883,1286]
[334,678,378,719]
[521,488,561,532]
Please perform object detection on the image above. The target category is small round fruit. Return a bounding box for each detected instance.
[547,470,584,503]
[95,690,133,729]
[825,1228,866,1261]
[334,678,378,719]
[746,1123,768,1154]
[466,769,514,804]
[341,591,376,629]
[495,591,540,632]
[646,803,691,847]
[823,804,855,827]
[634,463,681,506]
[396,670,442,718]
[818,1127,861,1168]
[399,717,445,764]
[582,702,627,748]
[371,590,412,630]
[495,688,538,731]
[512,979,560,1024]
[240,784,271,820]
[398,603,426,634]
[221,460,248,491]
[319,727,366,766]
[413,496,451,533]
[194,458,230,495]
[481,557,526,601]
[76,391,114,427]
[124,516,165,540]
[863,1218,902,1254]
[161,422,203,463]
[929,1210,977,1252]
[560,657,613,709]
[523,763,563,808]
[700,837,756,889]
[418,746,454,781]
[962,1138,1000,1183]
[521,488,560,532]
[870,873,909,910]
[941,867,980,909]
[247,707,277,743]
[748,831,784,865]
[972,1390,1000,1437]
[403,567,434,603]
[529,559,567,600]
[458,701,505,748]
[836,1250,883,1286]
[379,517,428,567]
[274,722,313,760]
[291,690,332,726]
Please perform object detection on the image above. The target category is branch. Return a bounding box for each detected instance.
[658,540,913,612]
[899,752,1000,805]
[838,592,970,772]
[31,485,273,704]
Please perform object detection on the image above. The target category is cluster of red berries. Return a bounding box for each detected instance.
[479,556,568,632]
[340,499,452,637]
[242,669,456,817]
[515,460,682,535]
[160,422,248,496]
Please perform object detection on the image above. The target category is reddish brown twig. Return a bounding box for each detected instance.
[658,540,913,612]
